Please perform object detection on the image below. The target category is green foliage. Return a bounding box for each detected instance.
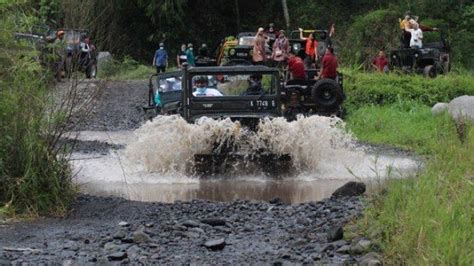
[341,9,400,68]
[342,69,474,110]
[99,56,155,80]
[0,2,74,216]
[348,106,473,264]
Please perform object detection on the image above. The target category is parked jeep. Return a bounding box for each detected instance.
[223,32,256,66]
[143,65,290,174]
[390,30,450,78]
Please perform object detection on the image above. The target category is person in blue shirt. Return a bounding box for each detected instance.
[153,43,168,73]
[186,43,195,66]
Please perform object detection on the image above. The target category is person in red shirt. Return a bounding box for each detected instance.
[299,28,318,69]
[372,50,389,72]
[287,52,306,81]
[317,47,338,79]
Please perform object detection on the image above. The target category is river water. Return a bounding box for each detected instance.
[71,115,421,203]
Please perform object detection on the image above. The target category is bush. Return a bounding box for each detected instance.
[342,69,474,110]
[0,2,75,216]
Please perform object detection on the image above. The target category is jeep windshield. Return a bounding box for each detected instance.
[190,73,277,98]
[239,36,255,46]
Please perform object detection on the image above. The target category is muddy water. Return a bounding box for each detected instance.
[71,115,421,204]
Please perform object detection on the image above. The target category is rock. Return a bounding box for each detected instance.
[269,197,284,205]
[104,242,118,251]
[200,218,226,226]
[336,245,351,253]
[182,220,200,228]
[204,238,226,251]
[107,252,127,261]
[113,230,127,240]
[118,221,129,227]
[332,182,366,198]
[132,230,152,243]
[145,223,154,228]
[0,260,11,266]
[62,259,74,266]
[349,239,372,254]
[358,252,382,266]
[448,95,474,122]
[326,226,344,242]
[97,51,113,69]
[432,102,448,115]
[189,227,205,234]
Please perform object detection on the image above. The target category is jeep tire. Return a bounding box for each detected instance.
[423,65,437,78]
[311,79,344,110]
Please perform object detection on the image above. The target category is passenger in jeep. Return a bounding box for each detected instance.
[192,76,223,97]
[242,74,265,95]
[287,51,306,84]
[298,28,318,69]
[316,47,338,79]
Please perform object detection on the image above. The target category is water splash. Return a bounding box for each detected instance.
[124,115,365,176]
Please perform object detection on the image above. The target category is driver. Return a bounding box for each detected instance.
[192,76,223,96]
[242,74,265,95]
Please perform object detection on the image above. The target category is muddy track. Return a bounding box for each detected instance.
[0,80,376,264]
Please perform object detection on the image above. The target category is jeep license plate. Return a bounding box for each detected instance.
[237,53,247,57]
[250,100,274,108]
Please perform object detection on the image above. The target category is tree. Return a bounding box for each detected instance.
[282,0,290,29]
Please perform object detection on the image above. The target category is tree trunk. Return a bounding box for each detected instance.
[235,0,240,32]
[281,0,290,30]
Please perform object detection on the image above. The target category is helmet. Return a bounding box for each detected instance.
[56,30,65,37]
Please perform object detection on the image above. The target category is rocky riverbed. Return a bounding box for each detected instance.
[0,193,374,264]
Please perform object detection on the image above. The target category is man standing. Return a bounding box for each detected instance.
[272,30,289,66]
[153,43,168,73]
[252,28,267,65]
[186,43,195,66]
[405,21,423,49]
[317,47,338,80]
[176,44,187,68]
[299,28,318,69]
[372,50,389,73]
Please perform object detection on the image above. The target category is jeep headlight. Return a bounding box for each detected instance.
[414,53,419,58]
[392,55,397,59]
[229,49,236,56]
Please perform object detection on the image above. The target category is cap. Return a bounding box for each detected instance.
[159,42,164,47]
[187,43,193,48]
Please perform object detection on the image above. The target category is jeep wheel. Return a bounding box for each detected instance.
[423,65,437,78]
[311,79,344,110]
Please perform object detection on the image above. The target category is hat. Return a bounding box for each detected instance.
[159,42,164,47]
[187,43,193,48]
[279,29,285,33]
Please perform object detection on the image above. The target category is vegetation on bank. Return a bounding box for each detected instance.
[99,56,155,80]
[345,85,473,264]
[0,2,75,216]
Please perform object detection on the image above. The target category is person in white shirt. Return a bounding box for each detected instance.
[405,20,423,49]
[192,76,223,97]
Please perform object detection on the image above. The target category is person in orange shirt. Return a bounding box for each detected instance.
[299,28,318,69]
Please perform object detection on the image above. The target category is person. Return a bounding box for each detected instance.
[252,28,267,65]
[192,76,223,96]
[176,44,187,68]
[186,43,195,66]
[371,50,389,73]
[405,20,423,49]
[198,43,209,57]
[51,30,65,81]
[265,23,278,48]
[316,47,338,80]
[272,30,289,66]
[153,43,168,73]
[299,28,318,69]
[399,11,412,48]
[287,51,306,82]
[242,74,265,95]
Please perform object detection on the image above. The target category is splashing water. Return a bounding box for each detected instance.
[124,115,367,176]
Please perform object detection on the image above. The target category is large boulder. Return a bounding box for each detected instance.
[448,95,474,123]
[97,51,112,68]
[331,181,366,198]
[431,102,448,115]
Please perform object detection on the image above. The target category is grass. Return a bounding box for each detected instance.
[98,56,178,80]
[346,100,447,154]
[346,101,474,264]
